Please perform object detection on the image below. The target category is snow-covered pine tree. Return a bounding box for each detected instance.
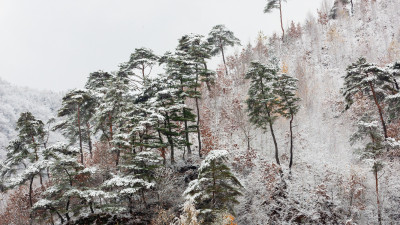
[85,70,113,95]
[162,51,197,158]
[16,112,45,166]
[31,143,95,223]
[129,90,168,160]
[55,89,94,164]
[207,24,241,76]
[385,62,400,123]
[184,150,242,222]
[176,33,215,157]
[102,151,161,214]
[147,75,186,163]
[95,71,135,165]
[0,112,48,207]
[273,73,300,170]
[343,58,395,139]
[84,70,113,141]
[0,140,46,207]
[245,61,281,166]
[120,47,159,85]
[350,115,385,225]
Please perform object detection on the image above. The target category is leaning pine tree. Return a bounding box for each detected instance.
[342,58,395,139]
[207,24,241,76]
[245,62,281,166]
[184,150,242,222]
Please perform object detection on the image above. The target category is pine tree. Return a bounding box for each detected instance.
[176,34,215,157]
[184,150,242,222]
[102,151,161,213]
[0,112,47,206]
[350,116,385,225]
[0,139,46,207]
[343,58,395,139]
[56,89,94,164]
[163,51,197,158]
[32,143,92,223]
[85,70,113,143]
[120,47,159,85]
[264,0,287,40]
[147,76,186,163]
[245,62,281,165]
[16,112,45,165]
[95,71,135,165]
[207,25,241,76]
[385,62,400,122]
[273,73,300,170]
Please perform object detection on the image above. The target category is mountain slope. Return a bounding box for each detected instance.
[0,78,61,159]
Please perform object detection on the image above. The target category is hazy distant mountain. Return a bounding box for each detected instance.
[0,78,62,158]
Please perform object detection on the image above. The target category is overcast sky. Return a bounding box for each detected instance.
[0,0,326,91]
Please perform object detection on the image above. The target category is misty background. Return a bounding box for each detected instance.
[0,0,324,91]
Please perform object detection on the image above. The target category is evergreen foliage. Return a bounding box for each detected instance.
[245,61,281,165]
[55,89,95,163]
[207,24,241,75]
[120,47,159,85]
[343,58,395,139]
[184,150,242,222]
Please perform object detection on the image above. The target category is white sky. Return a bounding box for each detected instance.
[0,0,325,91]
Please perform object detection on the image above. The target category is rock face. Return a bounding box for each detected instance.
[0,78,61,159]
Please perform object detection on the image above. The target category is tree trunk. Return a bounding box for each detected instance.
[89,202,94,213]
[212,168,216,206]
[86,122,93,158]
[157,127,166,165]
[65,197,70,221]
[31,135,43,186]
[203,62,211,91]
[279,0,285,40]
[369,82,388,138]
[393,78,399,91]
[77,105,84,164]
[54,210,64,224]
[350,0,354,14]
[267,111,280,165]
[194,70,202,158]
[374,167,382,225]
[220,44,228,76]
[116,148,120,166]
[289,113,294,170]
[141,189,147,207]
[247,136,251,151]
[142,64,145,81]
[184,109,191,156]
[108,112,113,140]
[29,176,34,207]
[165,113,175,164]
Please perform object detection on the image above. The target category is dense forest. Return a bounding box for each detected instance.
[1,0,400,224]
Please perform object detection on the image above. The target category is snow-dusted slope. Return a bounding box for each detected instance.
[197,0,400,223]
[0,78,61,159]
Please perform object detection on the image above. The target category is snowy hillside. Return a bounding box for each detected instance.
[0,78,61,158]
[0,0,399,224]
[197,0,400,223]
